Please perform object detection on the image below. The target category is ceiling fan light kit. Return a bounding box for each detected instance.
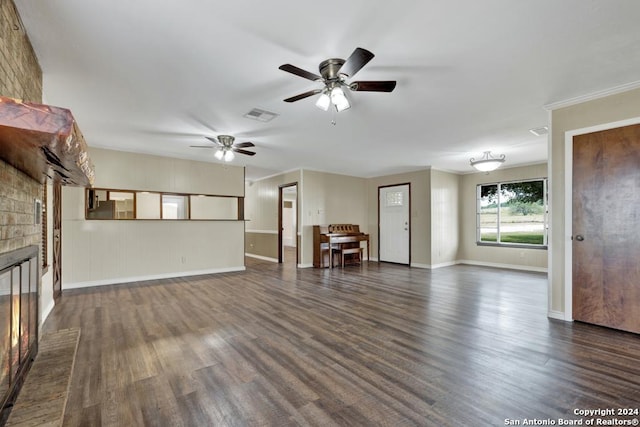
[190,48,396,162]
[279,47,396,113]
[470,151,506,172]
[315,90,331,111]
[330,86,350,112]
[190,134,256,162]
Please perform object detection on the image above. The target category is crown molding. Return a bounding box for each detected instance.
[544,80,640,111]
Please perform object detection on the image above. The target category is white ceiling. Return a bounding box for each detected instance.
[15,1,640,181]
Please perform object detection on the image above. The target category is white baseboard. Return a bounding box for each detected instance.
[430,261,459,269]
[369,258,544,273]
[410,262,430,269]
[457,259,547,273]
[244,253,278,263]
[547,310,571,321]
[64,266,246,290]
[298,263,313,268]
[410,261,459,269]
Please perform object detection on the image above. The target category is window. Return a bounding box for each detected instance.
[385,190,404,207]
[85,187,243,220]
[86,189,135,219]
[161,194,188,219]
[477,179,547,247]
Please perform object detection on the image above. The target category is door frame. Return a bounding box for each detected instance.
[563,116,640,321]
[377,182,411,265]
[278,182,298,265]
[52,181,62,302]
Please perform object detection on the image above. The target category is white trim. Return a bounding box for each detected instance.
[298,263,313,268]
[547,310,569,321]
[544,80,640,111]
[249,168,302,183]
[563,116,640,321]
[63,266,246,290]
[429,261,459,269]
[40,299,55,328]
[458,260,547,273]
[460,160,548,175]
[409,262,459,269]
[564,127,573,322]
[244,253,278,263]
[299,170,305,265]
[245,229,278,234]
[547,110,554,320]
[410,262,430,269]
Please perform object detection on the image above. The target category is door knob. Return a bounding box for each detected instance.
[574,235,584,241]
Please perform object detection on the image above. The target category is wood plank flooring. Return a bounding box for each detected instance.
[41,259,640,426]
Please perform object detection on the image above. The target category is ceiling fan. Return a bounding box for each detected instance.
[279,47,397,112]
[190,135,256,162]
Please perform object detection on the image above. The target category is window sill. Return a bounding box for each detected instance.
[476,242,548,250]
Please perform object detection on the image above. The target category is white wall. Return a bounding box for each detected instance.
[244,170,301,260]
[61,148,246,288]
[190,196,237,220]
[136,192,161,219]
[549,86,640,318]
[430,169,460,268]
[367,169,431,266]
[300,170,368,266]
[458,163,548,272]
[282,192,296,247]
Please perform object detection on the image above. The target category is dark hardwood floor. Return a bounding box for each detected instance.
[42,259,640,426]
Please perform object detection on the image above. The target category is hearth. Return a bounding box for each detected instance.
[0,246,38,424]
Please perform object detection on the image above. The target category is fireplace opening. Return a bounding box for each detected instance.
[0,246,39,424]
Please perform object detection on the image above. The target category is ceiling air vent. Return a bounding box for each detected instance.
[243,108,279,122]
[529,126,549,137]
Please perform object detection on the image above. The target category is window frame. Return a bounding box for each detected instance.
[85,187,244,221]
[476,178,548,249]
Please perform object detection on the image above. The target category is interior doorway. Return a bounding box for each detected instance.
[278,183,298,266]
[378,183,410,265]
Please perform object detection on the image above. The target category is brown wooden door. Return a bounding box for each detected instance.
[572,123,640,334]
[53,181,62,301]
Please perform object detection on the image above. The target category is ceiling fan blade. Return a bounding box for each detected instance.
[283,89,322,103]
[339,47,374,78]
[349,81,397,92]
[232,148,256,156]
[190,145,216,148]
[204,136,222,145]
[279,64,322,81]
[234,142,255,148]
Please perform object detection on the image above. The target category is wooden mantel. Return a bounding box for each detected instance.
[0,96,95,186]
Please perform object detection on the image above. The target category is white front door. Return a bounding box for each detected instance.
[379,184,410,264]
